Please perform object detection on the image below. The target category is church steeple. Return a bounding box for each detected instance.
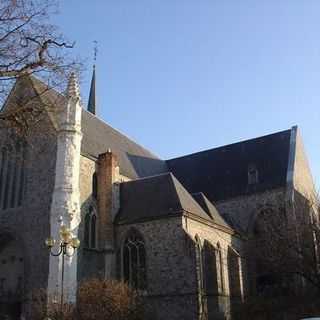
[87,41,97,115]
[87,65,96,115]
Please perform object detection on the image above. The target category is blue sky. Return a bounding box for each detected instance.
[54,1,319,187]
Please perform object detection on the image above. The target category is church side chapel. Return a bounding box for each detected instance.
[0,66,316,320]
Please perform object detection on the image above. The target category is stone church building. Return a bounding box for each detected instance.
[0,70,316,320]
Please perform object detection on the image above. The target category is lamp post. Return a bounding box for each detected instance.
[45,225,80,319]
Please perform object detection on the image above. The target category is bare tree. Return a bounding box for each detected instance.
[248,191,320,295]
[0,0,80,134]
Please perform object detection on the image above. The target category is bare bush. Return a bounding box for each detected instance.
[76,278,144,320]
[31,288,75,320]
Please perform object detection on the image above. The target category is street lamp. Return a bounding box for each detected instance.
[45,225,80,319]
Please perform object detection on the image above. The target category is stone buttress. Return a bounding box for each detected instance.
[47,74,83,302]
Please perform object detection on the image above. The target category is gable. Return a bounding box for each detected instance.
[116,172,213,224]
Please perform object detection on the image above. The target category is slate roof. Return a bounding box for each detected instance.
[192,192,230,229]
[167,130,292,202]
[81,111,168,179]
[28,76,168,179]
[13,76,293,203]
[116,172,214,224]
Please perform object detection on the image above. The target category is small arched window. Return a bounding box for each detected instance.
[203,240,218,295]
[195,236,205,319]
[90,214,96,248]
[227,246,242,298]
[216,243,225,294]
[248,164,259,185]
[92,172,98,199]
[84,206,97,249]
[122,230,146,290]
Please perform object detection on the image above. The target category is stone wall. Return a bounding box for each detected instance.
[0,114,57,316]
[183,216,243,320]
[115,215,242,320]
[77,155,105,280]
[216,188,286,233]
[116,216,200,320]
[293,129,316,199]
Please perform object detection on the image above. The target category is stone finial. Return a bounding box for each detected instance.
[67,72,80,99]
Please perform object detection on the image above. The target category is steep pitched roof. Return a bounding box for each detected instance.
[81,110,168,178]
[116,172,214,224]
[23,76,168,179]
[192,192,230,229]
[167,129,292,202]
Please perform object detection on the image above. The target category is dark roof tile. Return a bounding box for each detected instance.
[167,130,291,202]
[116,172,213,224]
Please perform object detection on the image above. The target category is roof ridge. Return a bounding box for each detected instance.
[191,192,231,229]
[120,172,171,185]
[82,108,161,159]
[167,127,294,162]
[27,75,160,161]
[168,174,213,221]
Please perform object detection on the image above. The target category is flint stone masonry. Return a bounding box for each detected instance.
[116,215,237,320]
[215,188,287,233]
[1,75,317,320]
[116,217,198,320]
[0,113,57,316]
[293,129,316,199]
[78,154,105,280]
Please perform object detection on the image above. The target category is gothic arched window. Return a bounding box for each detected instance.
[90,214,96,248]
[92,172,98,199]
[84,206,97,249]
[227,246,242,298]
[122,230,146,290]
[203,240,218,295]
[0,142,25,210]
[217,242,225,294]
[195,236,205,319]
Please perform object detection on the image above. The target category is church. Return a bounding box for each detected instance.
[0,68,316,320]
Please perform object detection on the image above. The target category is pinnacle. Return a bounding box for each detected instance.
[67,72,80,99]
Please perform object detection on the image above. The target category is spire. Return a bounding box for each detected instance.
[87,41,97,115]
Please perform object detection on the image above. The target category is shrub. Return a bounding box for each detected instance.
[76,278,144,320]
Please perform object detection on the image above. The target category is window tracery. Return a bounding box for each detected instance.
[122,230,146,290]
[0,141,25,210]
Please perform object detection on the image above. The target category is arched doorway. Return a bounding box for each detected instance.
[0,233,25,320]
